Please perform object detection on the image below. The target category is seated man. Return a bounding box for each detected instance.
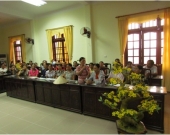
[143,60,158,78]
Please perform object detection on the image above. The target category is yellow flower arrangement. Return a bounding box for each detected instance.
[99,83,160,131]
[99,61,160,133]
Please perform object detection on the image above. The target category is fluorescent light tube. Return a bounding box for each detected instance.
[21,0,46,7]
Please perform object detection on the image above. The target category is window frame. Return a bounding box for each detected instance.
[52,34,69,63]
[13,41,22,62]
[124,17,163,66]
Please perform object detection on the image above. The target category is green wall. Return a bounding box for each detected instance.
[0,1,170,65]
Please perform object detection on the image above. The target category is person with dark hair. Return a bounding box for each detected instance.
[7,65,17,75]
[134,65,144,74]
[15,60,22,71]
[45,64,56,78]
[55,64,64,78]
[126,61,135,71]
[18,65,29,76]
[62,61,67,71]
[143,60,158,77]
[63,63,75,80]
[115,58,123,67]
[76,57,90,83]
[72,61,78,69]
[28,63,39,77]
[89,62,94,74]
[99,61,107,75]
[86,64,105,85]
[41,64,48,77]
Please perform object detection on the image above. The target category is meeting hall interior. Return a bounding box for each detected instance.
[0,1,170,134]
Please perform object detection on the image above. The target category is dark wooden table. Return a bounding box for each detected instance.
[0,73,11,93]
[4,75,167,133]
[150,75,163,86]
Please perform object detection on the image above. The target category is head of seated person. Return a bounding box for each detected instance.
[146,60,154,68]
[99,61,105,68]
[89,62,94,70]
[48,64,53,71]
[126,61,133,68]
[73,61,78,68]
[66,63,72,71]
[18,65,29,76]
[57,64,63,71]
[86,64,105,85]
[133,65,144,74]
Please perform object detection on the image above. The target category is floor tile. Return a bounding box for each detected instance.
[0,119,32,134]
[17,123,49,134]
[0,115,21,128]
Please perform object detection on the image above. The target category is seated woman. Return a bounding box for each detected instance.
[89,62,94,75]
[86,64,105,85]
[15,60,22,71]
[106,70,124,83]
[45,64,56,78]
[28,63,39,77]
[18,65,29,76]
[55,64,64,78]
[76,57,90,84]
[133,65,144,74]
[63,63,75,80]
[133,65,148,84]
[41,64,48,77]
[8,65,18,75]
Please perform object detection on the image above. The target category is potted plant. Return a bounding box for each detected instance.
[99,62,160,133]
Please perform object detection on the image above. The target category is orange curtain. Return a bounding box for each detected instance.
[9,34,25,64]
[64,26,73,62]
[162,8,170,91]
[46,26,73,62]
[118,17,128,65]
[46,28,64,61]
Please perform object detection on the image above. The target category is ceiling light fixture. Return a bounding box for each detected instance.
[21,0,46,7]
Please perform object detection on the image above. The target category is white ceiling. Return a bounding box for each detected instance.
[0,0,91,27]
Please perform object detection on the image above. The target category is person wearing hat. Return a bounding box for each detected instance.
[76,57,90,84]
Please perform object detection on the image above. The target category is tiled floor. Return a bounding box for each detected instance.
[0,93,160,134]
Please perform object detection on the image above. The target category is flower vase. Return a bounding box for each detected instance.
[116,119,147,134]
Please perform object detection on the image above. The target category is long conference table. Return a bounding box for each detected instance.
[3,75,167,133]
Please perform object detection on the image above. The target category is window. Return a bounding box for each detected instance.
[125,17,164,66]
[52,34,69,63]
[14,40,22,62]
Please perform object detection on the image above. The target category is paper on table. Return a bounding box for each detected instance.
[114,84,120,87]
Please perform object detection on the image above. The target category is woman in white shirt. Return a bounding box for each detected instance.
[63,63,75,80]
[45,64,56,78]
[106,70,124,83]
[86,64,105,85]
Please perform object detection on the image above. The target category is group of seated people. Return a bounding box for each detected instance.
[0,57,158,85]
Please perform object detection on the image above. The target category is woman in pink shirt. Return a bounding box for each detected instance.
[76,57,90,84]
[29,63,39,77]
